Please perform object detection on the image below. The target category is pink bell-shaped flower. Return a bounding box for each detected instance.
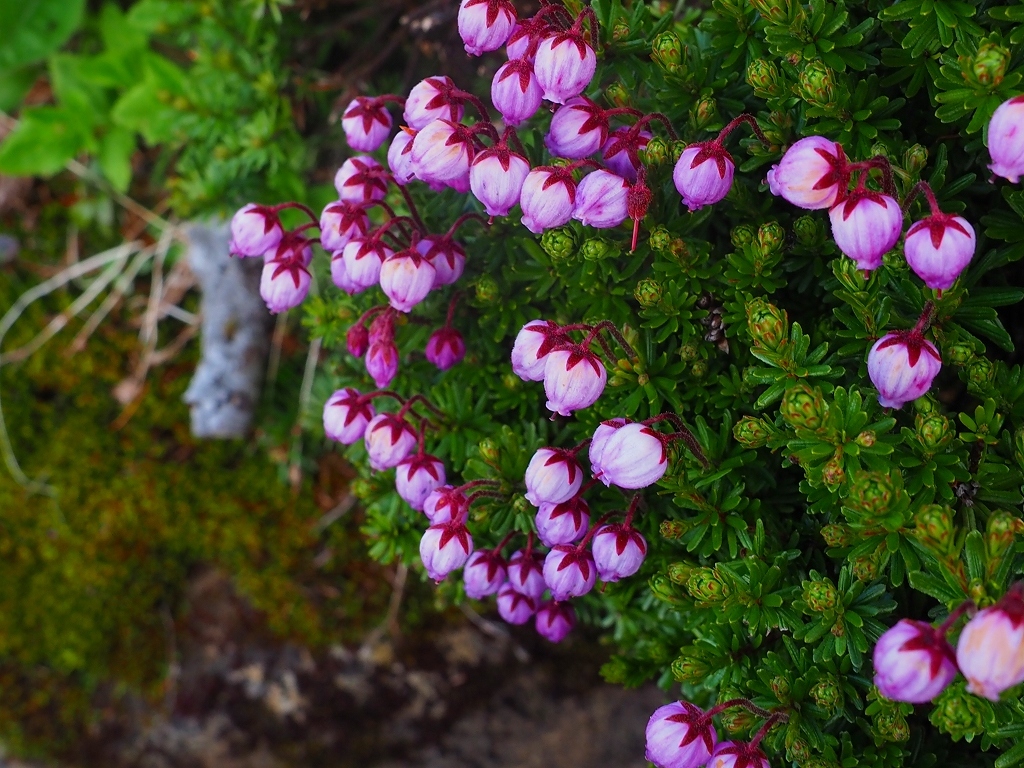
[260,248,311,314]
[511,319,568,381]
[520,166,578,234]
[341,96,394,152]
[330,252,360,294]
[420,521,474,582]
[543,344,607,416]
[590,421,667,489]
[603,127,652,183]
[410,120,476,187]
[535,601,575,643]
[867,330,941,409]
[323,388,375,445]
[709,741,770,768]
[904,213,976,291]
[464,549,508,599]
[458,0,516,55]
[957,585,1024,701]
[365,341,399,389]
[589,417,628,462]
[346,323,369,357]
[414,234,466,288]
[395,453,447,511]
[766,136,849,209]
[387,128,417,185]
[543,544,596,601]
[873,619,958,703]
[673,143,735,212]
[341,238,393,294]
[988,95,1024,183]
[404,76,464,130]
[506,15,550,61]
[535,495,590,547]
[230,204,282,257]
[320,200,370,252]
[506,548,546,601]
[645,701,717,768]
[545,97,608,159]
[592,523,648,582]
[334,156,389,203]
[380,248,437,313]
[426,327,466,371]
[828,188,903,271]
[470,145,531,217]
[572,169,630,229]
[363,412,417,470]
[524,447,583,506]
[423,485,469,524]
[491,59,543,127]
[497,582,537,625]
[534,30,597,105]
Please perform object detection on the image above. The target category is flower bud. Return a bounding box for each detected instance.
[404,76,464,130]
[829,189,903,271]
[534,31,597,105]
[634,278,663,308]
[525,447,583,506]
[798,61,837,108]
[458,0,516,56]
[520,166,578,234]
[673,144,735,212]
[592,524,648,582]
[687,567,730,603]
[395,453,446,511]
[572,170,630,229]
[507,549,546,600]
[230,204,282,257]
[603,128,652,182]
[793,214,826,247]
[320,201,370,252]
[868,331,942,408]
[387,128,417,185]
[650,574,686,606]
[645,701,717,768]
[511,319,568,381]
[470,146,530,217]
[873,619,958,702]
[323,388,375,444]
[340,238,392,294]
[542,344,607,416]
[746,58,784,99]
[905,213,976,290]
[590,421,668,489]
[987,512,1024,562]
[711,741,770,768]
[968,357,995,389]
[640,136,670,167]
[491,59,543,126]
[903,143,929,176]
[425,327,466,371]
[802,578,838,612]
[691,95,718,130]
[414,234,466,289]
[957,586,1024,700]
[757,221,785,254]
[535,495,590,546]
[580,237,620,261]
[913,504,955,554]
[766,136,848,210]
[463,549,507,599]
[260,250,311,314]
[651,31,683,71]
[604,82,630,108]
[346,323,369,357]
[365,341,399,389]
[848,471,896,516]
[780,383,826,431]
[543,545,596,600]
[671,651,711,684]
[410,120,476,186]
[334,156,388,203]
[916,412,952,451]
[363,413,417,470]
[423,485,468,524]
[380,249,437,313]
[821,523,852,547]
[535,600,575,643]
[648,226,673,254]
[419,521,474,582]
[667,561,695,582]
[541,226,578,262]
[496,582,536,624]
[545,97,609,159]
[342,97,393,152]
[988,96,1024,183]
[733,416,771,449]
[971,41,1009,86]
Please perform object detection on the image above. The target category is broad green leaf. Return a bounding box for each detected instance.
[98,126,136,192]
[0,0,86,69]
[0,105,87,175]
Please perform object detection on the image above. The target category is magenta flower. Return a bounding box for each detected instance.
[334,156,389,203]
[589,421,667,489]
[535,496,590,547]
[491,59,543,127]
[873,619,957,702]
[423,485,469,524]
[425,328,466,371]
[419,521,474,582]
[414,234,466,288]
[320,201,370,252]
[988,95,1024,183]
[904,213,976,290]
[673,144,735,212]
[463,549,507,599]
[363,413,417,470]
[230,204,282,257]
[603,127,651,183]
[592,524,648,582]
[507,549,546,601]
[766,136,848,210]
[365,341,399,389]
[470,145,531,217]
[520,166,578,234]
[458,0,516,55]
[543,344,607,416]
[342,238,392,294]
[346,323,369,357]
[323,388,375,445]
[410,120,476,187]
[535,601,575,643]
[380,249,437,313]
[534,30,596,105]
[506,15,549,61]
[330,252,360,294]
[867,331,941,409]
[341,96,393,152]
[710,741,770,768]
[545,97,609,159]
[524,447,583,506]
[395,453,447,511]
[497,582,537,625]
[829,189,903,271]
[404,76,464,130]
[572,169,630,229]
[387,128,417,185]
[511,319,568,381]
[645,701,717,768]
[260,251,311,314]
[957,586,1024,700]
[543,545,596,601]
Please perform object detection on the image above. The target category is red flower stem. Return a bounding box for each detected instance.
[578,477,601,495]
[570,438,593,455]
[666,430,711,469]
[573,7,601,42]
[749,712,788,749]
[366,390,406,405]
[636,112,679,141]
[356,305,388,327]
[392,181,427,234]
[398,393,445,420]
[903,180,943,217]
[590,320,639,359]
[466,489,506,505]
[445,291,462,327]
[445,213,489,239]
[535,2,574,26]
[913,301,936,335]
[371,215,416,244]
[604,107,646,120]
[453,89,493,125]
[560,323,593,333]
[364,199,401,221]
[491,530,518,555]
[644,412,687,431]
[524,531,534,557]
[470,121,501,144]
[458,479,502,491]
[373,94,407,108]
[623,493,643,527]
[938,600,976,634]
[715,114,770,148]
[576,513,613,549]
[703,698,772,720]
[503,126,527,156]
[416,420,427,453]
[291,222,320,236]
[271,201,320,224]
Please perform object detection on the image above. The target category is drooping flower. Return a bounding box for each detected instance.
[524,448,583,506]
[379,249,437,313]
[387,128,417,185]
[341,96,394,152]
[491,59,543,127]
[414,234,467,288]
[542,344,607,416]
[420,521,474,582]
[363,412,417,470]
[603,127,652,183]
[572,169,630,229]
[645,701,717,768]
[230,204,282,257]
[463,549,508,599]
[260,248,311,314]
[334,156,389,203]
[520,166,578,234]
[365,341,399,389]
[987,95,1024,183]
[709,740,770,768]
[673,144,735,212]
[545,97,609,159]
[904,213,976,290]
[410,120,476,187]
[320,201,370,252]
[346,323,369,357]
[872,619,958,703]
[590,421,668,489]
[828,189,903,271]
[533,29,597,105]
[323,388,375,445]
[592,524,648,582]
[404,76,465,130]
[425,327,466,371]
[497,582,537,625]
[395,453,447,511]
[957,585,1024,701]
[766,136,848,210]
[506,548,547,601]
[341,238,393,294]
[458,0,517,55]
[867,331,941,409]
[511,320,568,381]
[423,485,469,524]
[535,495,590,547]
[469,144,531,217]
[543,544,596,601]
[535,601,575,643]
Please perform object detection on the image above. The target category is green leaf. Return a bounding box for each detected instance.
[98,126,136,192]
[0,0,86,69]
[0,64,38,112]
[995,740,1024,768]
[0,105,87,175]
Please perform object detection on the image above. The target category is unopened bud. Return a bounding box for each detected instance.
[651,31,683,71]
[679,343,699,362]
[852,552,881,582]
[733,416,772,448]
[793,214,826,247]
[914,505,955,555]
[848,471,896,516]
[671,651,710,683]
[787,739,812,763]
[612,17,630,42]
[757,221,785,254]
[661,521,690,541]
[855,430,876,448]
[669,237,691,263]
[875,711,910,742]
[720,704,757,733]
[821,523,852,547]
[605,82,630,108]
[641,136,670,166]
[686,566,730,602]
[971,42,1010,86]
[649,574,686,605]
[811,676,842,711]
[670,140,688,163]
[803,578,838,612]
[731,223,757,248]
[475,274,500,304]
[692,96,718,129]
[581,237,619,261]
[917,412,953,451]
[746,58,784,98]
[691,359,708,379]
[968,357,995,389]
[541,227,578,262]
[822,457,845,487]
[780,383,826,431]
[478,438,500,463]
[667,560,696,582]
[930,683,989,742]
[750,0,790,24]
[634,278,663,307]
[903,144,929,176]
[799,61,837,109]
[986,512,1024,561]
[770,675,790,700]
[746,297,789,350]
[648,226,672,254]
